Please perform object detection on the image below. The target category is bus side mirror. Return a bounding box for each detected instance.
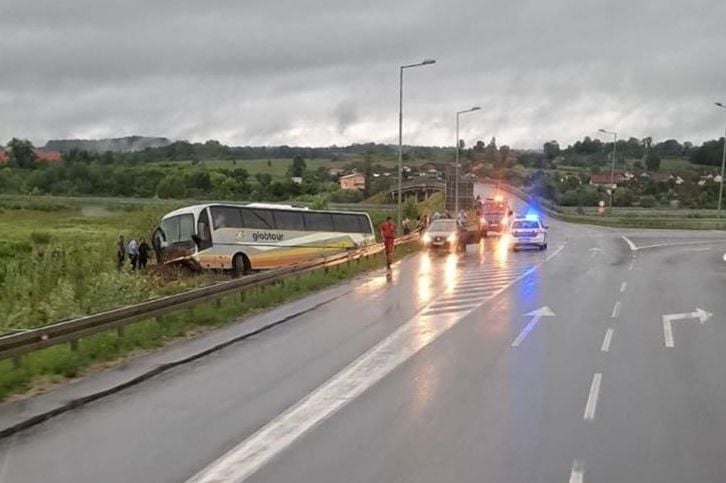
[191,234,201,246]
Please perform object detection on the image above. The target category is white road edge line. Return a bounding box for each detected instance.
[187,252,554,483]
[638,239,726,250]
[620,282,627,293]
[601,328,614,353]
[611,301,621,319]
[663,317,675,348]
[569,459,585,483]
[620,234,638,251]
[583,373,602,421]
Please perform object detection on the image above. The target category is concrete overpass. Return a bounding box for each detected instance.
[387,179,444,203]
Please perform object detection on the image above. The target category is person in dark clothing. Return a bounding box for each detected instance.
[116,235,126,270]
[138,237,151,269]
[152,228,163,264]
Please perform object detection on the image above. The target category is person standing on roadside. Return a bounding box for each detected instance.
[402,217,411,235]
[116,235,126,270]
[138,237,150,270]
[380,216,396,270]
[128,237,139,271]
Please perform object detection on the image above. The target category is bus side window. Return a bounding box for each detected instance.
[304,212,334,232]
[240,208,274,229]
[211,206,242,230]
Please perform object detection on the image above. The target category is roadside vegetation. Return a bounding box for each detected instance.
[0,237,419,402]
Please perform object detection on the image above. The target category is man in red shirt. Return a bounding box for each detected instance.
[380,216,396,269]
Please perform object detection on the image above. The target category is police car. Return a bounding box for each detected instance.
[510,214,548,251]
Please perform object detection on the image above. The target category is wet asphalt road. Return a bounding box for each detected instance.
[3,193,726,483]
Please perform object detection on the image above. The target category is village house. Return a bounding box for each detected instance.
[339,172,365,191]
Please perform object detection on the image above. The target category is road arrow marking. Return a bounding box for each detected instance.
[662,308,712,348]
[511,306,555,347]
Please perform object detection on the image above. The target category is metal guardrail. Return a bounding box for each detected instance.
[0,235,419,363]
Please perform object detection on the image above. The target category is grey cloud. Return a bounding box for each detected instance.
[0,0,725,148]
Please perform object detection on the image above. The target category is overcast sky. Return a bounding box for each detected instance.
[1,0,725,149]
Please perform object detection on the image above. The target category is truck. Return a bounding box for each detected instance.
[477,196,513,238]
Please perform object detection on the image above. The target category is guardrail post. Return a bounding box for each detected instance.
[155,315,163,325]
[215,298,222,309]
[117,326,125,338]
[69,339,79,352]
[239,291,246,303]
[12,354,22,369]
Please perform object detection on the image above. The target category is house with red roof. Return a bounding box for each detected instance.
[589,171,629,187]
[0,148,63,164]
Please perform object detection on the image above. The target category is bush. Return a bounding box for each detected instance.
[156,175,187,199]
[30,231,53,245]
[559,190,580,206]
[639,195,657,208]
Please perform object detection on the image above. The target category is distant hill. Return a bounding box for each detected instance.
[45,136,173,153]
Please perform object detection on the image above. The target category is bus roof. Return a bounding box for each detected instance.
[160,203,371,221]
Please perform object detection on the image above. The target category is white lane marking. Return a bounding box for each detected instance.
[545,243,566,261]
[637,239,726,250]
[436,294,493,303]
[426,301,481,310]
[611,301,621,319]
[569,459,585,483]
[583,373,603,421]
[460,268,528,278]
[663,318,674,348]
[601,328,614,352]
[458,273,527,283]
[621,234,638,251]
[189,265,540,483]
[455,281,513,290]
[451,287,506,297]
[620,282,627,293]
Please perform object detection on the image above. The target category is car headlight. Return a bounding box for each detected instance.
[447,233,457,243]
[422,233,431,243]
[480,218,488,225]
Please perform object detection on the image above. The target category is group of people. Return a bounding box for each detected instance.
[116,235,151,271]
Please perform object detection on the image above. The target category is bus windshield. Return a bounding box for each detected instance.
[160,214,195,244]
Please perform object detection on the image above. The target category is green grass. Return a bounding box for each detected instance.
[0,241,420,401]
[0,198,208,335]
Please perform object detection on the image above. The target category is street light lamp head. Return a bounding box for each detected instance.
[471,106,481,111]
[716,102,726,109]
[598,128,607,133]
[422,59,436,65]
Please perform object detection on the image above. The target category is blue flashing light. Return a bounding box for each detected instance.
[524,212,540,221]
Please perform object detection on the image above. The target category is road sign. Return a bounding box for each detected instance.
[662,308,712,348]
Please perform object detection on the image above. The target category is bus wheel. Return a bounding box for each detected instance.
[232,253,250,277]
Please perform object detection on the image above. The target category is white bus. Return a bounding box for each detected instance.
[153,203,376,275]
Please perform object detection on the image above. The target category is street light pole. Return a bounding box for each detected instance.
[599,128,617,210]
[397,59,436,232]
[455,107,481,214]
[715,102,726,218]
